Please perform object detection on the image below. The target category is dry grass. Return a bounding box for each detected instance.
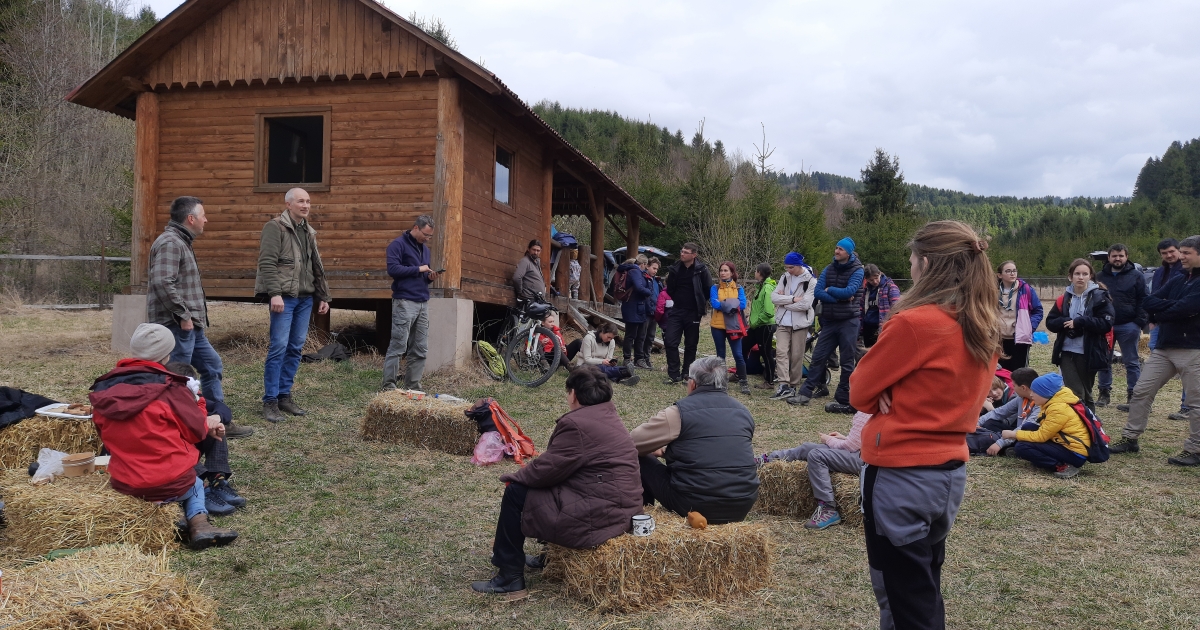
[0,417,101,469]
[754,460,863,527]
[360,390,476,455]
[0,544,217,629]
[542,506,774,612]
[0,470,179,555]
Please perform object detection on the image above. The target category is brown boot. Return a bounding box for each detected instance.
[262,400,286,423]
[225,423,255,438]
[187,513,238,550]
[277,395,307,416]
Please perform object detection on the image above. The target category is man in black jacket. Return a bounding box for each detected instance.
[661,243,714,384]
[1111,235,1200,465]
[1096,244,1148,410]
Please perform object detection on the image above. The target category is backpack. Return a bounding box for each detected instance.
[611,268,634,302]
[464,398,538,465]
[1058,401,1111,463]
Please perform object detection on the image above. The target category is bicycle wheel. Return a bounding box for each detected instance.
[504,325,562,387]
[475,340,505,381]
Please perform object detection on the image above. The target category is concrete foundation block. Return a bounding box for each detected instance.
[111,294,148,355]
[425,297,474,373]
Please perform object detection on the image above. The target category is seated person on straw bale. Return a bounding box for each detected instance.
[979,376,1013,415]
[472,366,642,595]
[969,367,1040,456]
[630,355,760,524]
[761,411,871,530]
[1001,372,1091,479]
[570,322,640,386]
[88,323,238,551]
[165,362,246,515]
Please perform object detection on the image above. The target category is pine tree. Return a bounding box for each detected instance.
[852,148,915,223]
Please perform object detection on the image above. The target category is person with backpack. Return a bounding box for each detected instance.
[747,263,778,389]
[662,243,714,384]
[637,257,663,369]
[1096,244,1148,410]
[1045,258,1115,411]
[789,237,864,410]
[995,260,1044,372]
[710,261,751,396]
[1002,373,1092,479]
[613,257,653,369]
[770,252,816,400]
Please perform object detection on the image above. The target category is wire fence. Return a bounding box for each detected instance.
[0,253,131,307]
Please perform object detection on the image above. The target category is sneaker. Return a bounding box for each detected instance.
[804,502,842,530]
[634,359,653,370]
[621,373,641,387]
[812,385,830,399]
[1096,389,1111,408]
[1053,464,1081,479]
[663,376,684,385]
[758,453,771,465]
[1004,447,1019,459]
[786,393,812,406]
[204,486,237,516]
[770,384,794,400]
[824,402,855,414]
[225,423,255,439]
[1109,437,1140,454]
[1169,410,1191,421]
[1167,451,1200,466]
[740,380,752,396]
[210,478,246,508]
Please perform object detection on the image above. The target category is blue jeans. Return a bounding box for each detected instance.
[167,476,208,520]
[167,324,224,402]
[263,295,312,403]
[1098,322,1142,394]
[711,327,745,371]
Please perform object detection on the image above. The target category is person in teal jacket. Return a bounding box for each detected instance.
[747,263,778,389]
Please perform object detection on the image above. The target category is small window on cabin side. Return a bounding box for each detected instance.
[265,116,324,184]
[495,147,513,205]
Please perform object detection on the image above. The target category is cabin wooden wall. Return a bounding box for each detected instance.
[153,79,438,299]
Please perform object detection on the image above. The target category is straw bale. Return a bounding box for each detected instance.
[0,470,179,555]
[360,390,475,455]
[754,460,863,527]
[0,416,101,469]
[1139,333,1150,356]
[542,506,773,612]
[0,544,217,629]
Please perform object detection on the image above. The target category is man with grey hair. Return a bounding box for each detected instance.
[629,355,760,523]
[382,215,439,390]
[255,188,330,423]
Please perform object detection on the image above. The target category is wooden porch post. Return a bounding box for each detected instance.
[541,152,554,294]
[578,245,593,304]
[626,213,640,258]
[132,91,160,289]
[589,187,605,298]
[432,77,464,292]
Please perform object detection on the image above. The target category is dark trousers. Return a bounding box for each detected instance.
[999,338,1031,372]
[641,319,658,359]
[491,482,529,569]
[801,318,860,404]
[194,435,232,480]
[748,325,776,382]
[1014,441,1086,471]
[565,339,582,363]
[622,321,647,362]
[1060,351,1097,411]
[1099,321,1143,394]
[638,456,754,525]
[862,322,880,348]
[664,309,701,379]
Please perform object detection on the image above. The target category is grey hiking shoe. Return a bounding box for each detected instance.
[1109,437,1139,454]
[1054,464,1081,479]
[786,393,812,406]
[804,502,842,529]
[262,401,286,424]
[277,395,307,416]
[1168,410,1191,421]
[1167,451,1200,466]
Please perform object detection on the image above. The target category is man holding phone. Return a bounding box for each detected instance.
[382,215,439,391]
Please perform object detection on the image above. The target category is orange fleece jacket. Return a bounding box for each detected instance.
[850,305,995,467]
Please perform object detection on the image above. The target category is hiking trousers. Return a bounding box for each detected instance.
[801,317,859,404]
[382,298,429,390]
[767,442,862,506]
[1123,348,1200,453]
[775,326,807,387]
[664,308,701,380]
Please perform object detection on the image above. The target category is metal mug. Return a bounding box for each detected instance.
[631,514,655,537]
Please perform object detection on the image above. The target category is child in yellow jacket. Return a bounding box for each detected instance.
[1002,372,1090,479]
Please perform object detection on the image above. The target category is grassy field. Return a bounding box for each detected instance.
[1,301,1198,629]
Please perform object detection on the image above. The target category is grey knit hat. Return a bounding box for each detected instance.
[130,323,175,364]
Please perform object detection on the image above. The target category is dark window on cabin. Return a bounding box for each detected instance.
[495,147,513,205]
[265,116,324,184]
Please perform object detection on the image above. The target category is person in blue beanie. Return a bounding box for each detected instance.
[789,237,865,413]
[770,251,817,400]
[1002,372,1092,479]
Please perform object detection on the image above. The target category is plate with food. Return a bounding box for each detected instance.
[35,403,93,419]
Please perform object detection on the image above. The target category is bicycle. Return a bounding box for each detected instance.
[475,294,563,387]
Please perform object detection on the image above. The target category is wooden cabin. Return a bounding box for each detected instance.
[67,0,662,369]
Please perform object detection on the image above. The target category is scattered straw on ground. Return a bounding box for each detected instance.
[360,390,475,455]
[0,544,217,629]
[542,506,774,612]
[754,460,863,527]
[0,470,179,555]
[0,416,101,470]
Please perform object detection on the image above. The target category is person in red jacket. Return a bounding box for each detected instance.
[89,323,238,550]
[849,221,1000,630]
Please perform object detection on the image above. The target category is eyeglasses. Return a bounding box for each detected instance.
[1002,269,1018,274]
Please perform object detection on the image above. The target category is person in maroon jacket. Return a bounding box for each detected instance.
[472,366,644,595]
[89,323,238,550]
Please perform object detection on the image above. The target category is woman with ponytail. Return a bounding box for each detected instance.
[849,221,1001,630]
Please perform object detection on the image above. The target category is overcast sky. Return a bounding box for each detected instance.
[139,0,1199,197]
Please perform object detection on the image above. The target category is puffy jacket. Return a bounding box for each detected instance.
[385,230,432,302]
[748,277,776,328]
[616,263,653,323]
[255,211,330,301]
[666,386,759,513]
[1047,285,1115,371]
[644,273,662,321]
[708,279,746,330]
[1144,267,1200,350]
[815,255,864,322]
[501,401,642,549]
[1097,263,1148,327]
[89,359,207,501]
[1015,387,1091,457]
[772,269,816,329]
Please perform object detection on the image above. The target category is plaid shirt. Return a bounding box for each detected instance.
[147,222,208,328]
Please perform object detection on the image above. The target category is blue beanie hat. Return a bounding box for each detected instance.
[1030,373,1063,399]
[837,237,856,255]
[784,251,804,266]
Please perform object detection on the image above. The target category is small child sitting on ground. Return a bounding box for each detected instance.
[969,367,1040,456]
[761,411,870,530]
[1002,372,1091,479]
[980,376,1013,414]
[540,312,566,362]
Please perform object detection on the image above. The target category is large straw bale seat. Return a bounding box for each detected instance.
[360,390,475,455]
[754,460,863,527]
[0,416,101,469]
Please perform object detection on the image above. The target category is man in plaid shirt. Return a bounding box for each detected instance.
[147,196,253,438]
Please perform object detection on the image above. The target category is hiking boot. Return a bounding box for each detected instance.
[634,359,652,370]
[812,385,830,399]
[277,395,307,416]
[663,376,684,385]
[262,400,286,424]
[1167,451,1200,466]
[824,402,855,414]
[740,379,752,396]
[210,478,246,508]
[617,368,640,387]
[1054,464,1081,479]
[1169,408,1192,421]
[770,384,794,400]
[525,553,546,570]
[1096,388,1111,408]
[786,393,812,406]
[187,514,238,551]
[471,565,526,594]
[804,502,842,530]
[204,485,236,516]
[1109,437,1139,454]
[1116,392,1132,413]
[225,423,255,439]
[755,380,775,390]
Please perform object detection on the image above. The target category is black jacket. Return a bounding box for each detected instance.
[665,260,714,314]
[1145,268,1200,350]
[1096,263,1147,327]
[1047,286,1115,371]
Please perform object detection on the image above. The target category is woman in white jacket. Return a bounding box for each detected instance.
[770,252,817,400]
[572,322,640,386]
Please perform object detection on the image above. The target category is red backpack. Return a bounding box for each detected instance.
[610,268,634,302]
[465,398,538,465]
[1059,401,1111,463]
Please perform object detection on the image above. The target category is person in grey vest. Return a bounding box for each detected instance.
[790,237,865,410]
[629,355,759,524]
